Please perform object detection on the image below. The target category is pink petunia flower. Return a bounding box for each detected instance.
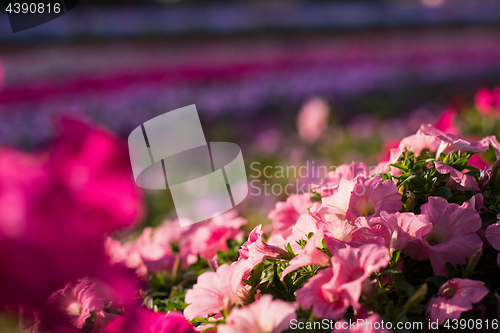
[284,213,319,255]
[434,161,480,192]
[418,124,489,158]
[426,278,489,324]
[371,211,431,256]
[320,176,402,226]
[321,220,385,251]
[481,135,500,159]
[268,193,313,239]
[296,97,330,144]
[281,232,330,279]
[48,278,105,329]
[398,130,441,156]
[103,308,195,333]
[218,294,296,333]
[416,196,483,276]
[296,244,389,319]
[238,225,288,266]
[183,260,252,320]
[311,162,370,197]
[485,214,500,266]
[346,176,402,224]
[296,267,350,320]
[329,244,390,310]
[184,209,247,261]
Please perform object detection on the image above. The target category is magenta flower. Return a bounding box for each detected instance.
[281,233,330,279]
[485,214,500,266]
[103,308,195,333]
[218,295,296,333]
[475,87,500,115]
[183,260,251,320]
[312,162,370,197]
[0,118,142,316]
[419,124,489,157]
[296,97,330,144]
[49,278,105,329]
[371,211,431,255]
[268,193,313,239]
[434,161,480,191]
[50,117,144,232]
[238,225,288,265]
[434,108,459,134]
[416,196,483,276]
[426,278,489,324]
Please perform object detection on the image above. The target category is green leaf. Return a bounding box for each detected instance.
[380,267,403,275]
[433,187,452,200]
[390,164,409,172]
[424,276,448,288]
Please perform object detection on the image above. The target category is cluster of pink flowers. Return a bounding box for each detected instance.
[179,122,500,332]
[4,94,500,332]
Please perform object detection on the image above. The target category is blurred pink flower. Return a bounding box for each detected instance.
[239,225,288,265]
[312,162,369,197]
[417,196,483,276]
[184,261,251,320]
[485,214,500,266]
[184,209,246,261]
[333,314,391,333]
[475,88,500,116]
[103,308,195,333]
[434,161,480,191]
[371,211,431,256]
[281,233,330,279]
[50,117,144,232]
[468,154,489,170]
[426,278,488,324]
[268,193,313,239]
[419,124,489,157]
[0,117,144,330]
[218,295,296,333]
[434,108,458,134]
[19,305,42,333]
[49,278,105,329]
[296,97,329,144]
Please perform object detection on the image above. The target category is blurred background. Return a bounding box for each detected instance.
[1,0,500,225]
